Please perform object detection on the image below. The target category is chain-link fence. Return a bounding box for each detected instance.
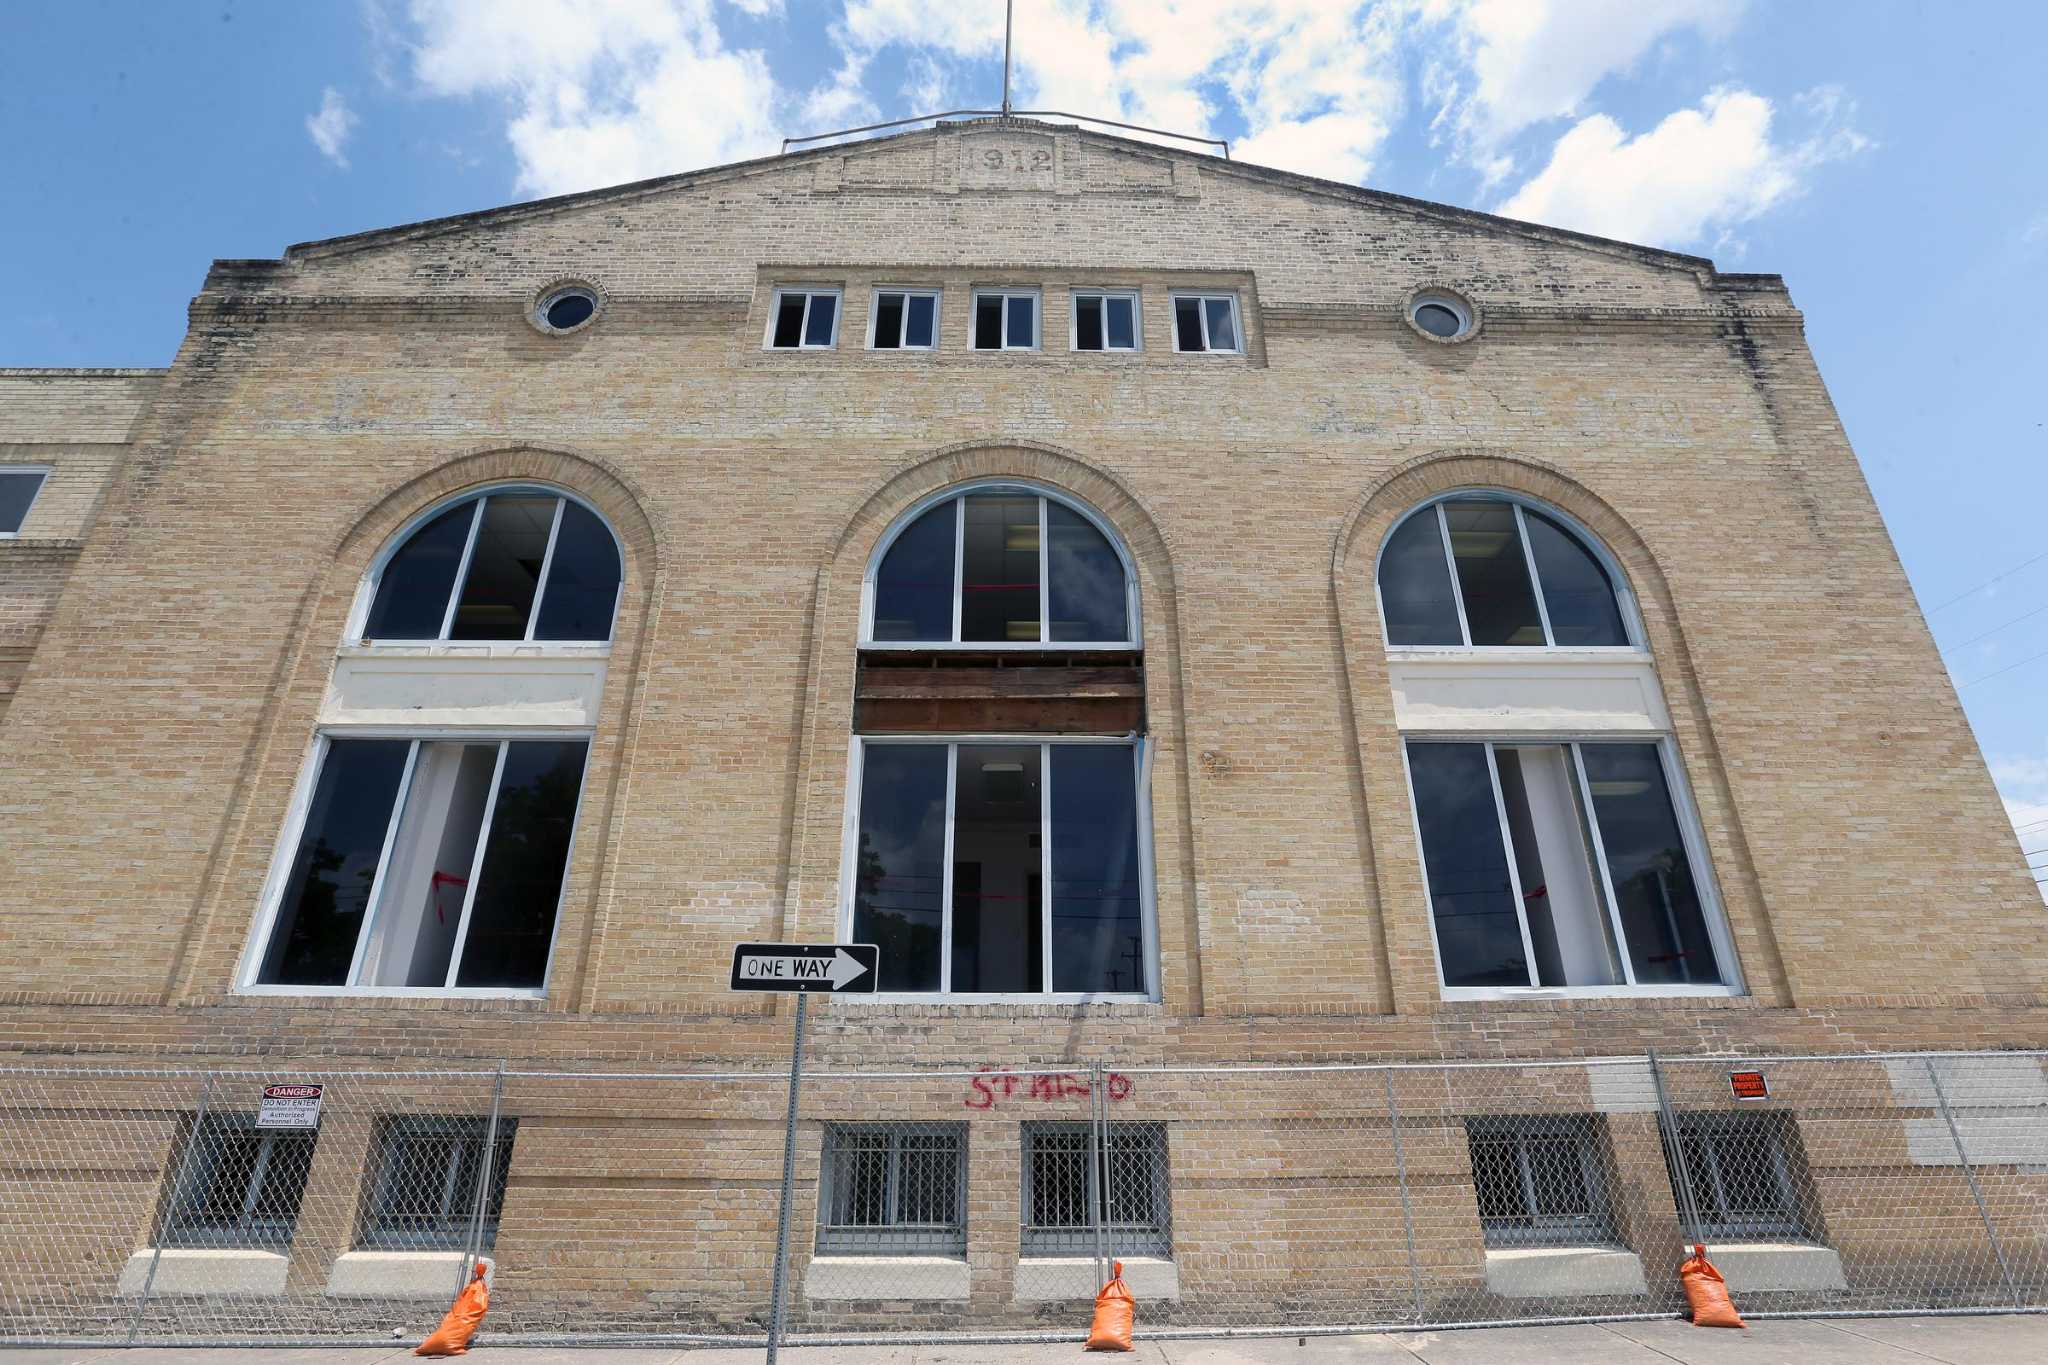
[2,1051,2045,1349]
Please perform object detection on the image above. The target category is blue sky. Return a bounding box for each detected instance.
[4,1,2045,891]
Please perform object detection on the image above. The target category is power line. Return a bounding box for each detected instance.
[1941,600,2048,655]
[1927,548,2048,616]
[1960,645,2048,688]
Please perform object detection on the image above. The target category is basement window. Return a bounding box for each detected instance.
[1170,293,1240,353]
[870,289,940,350]
[252,737,590,993]
[972,288,1039,350]
[1669,1114,1812,1242]
[362,1116,517,1250]
[768,287,841,349]
[1022,1123,1170,1257]
[1071,290,1140,351]
[818,1124,966,1256]
[157,1114,315,1250]
[1468,1116,1617,1248]
[0,467,49,536]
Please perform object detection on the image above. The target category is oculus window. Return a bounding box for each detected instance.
[817,1124,966,1256]
[1409,293,1474,340]
[254,737,589,993]
[1022,1122,1170,1257]
[0,467,49,535]
[767,288,841,349]
[1379,499,1630,648]
[847,739,1150,998]
[868,489,1135,647]
[534,285,598,333]
[1467,1116,1617,1248]
[361,490,621,644]
[972,289,1039,350]
[1072,290,1140,352]
[1406,740,1727,991]
[155,1114,315,1251]
[361,1116,517,1250]
[1171,293,1241,353]
[869,289,939,350]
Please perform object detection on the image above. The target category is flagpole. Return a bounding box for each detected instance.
[1001,0,1014,115]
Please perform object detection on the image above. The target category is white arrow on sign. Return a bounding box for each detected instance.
[827,948,869,990]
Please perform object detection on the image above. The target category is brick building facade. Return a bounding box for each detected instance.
[1,119,2042,1334]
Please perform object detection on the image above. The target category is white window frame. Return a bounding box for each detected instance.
[1069,289,1142,353]
[764,285,843,350]
[866,287,942,351]
[0,464,52,538]
[836,733,1159,1004]
[970,287,1041,352]
[1169,292,1243,355]
[859,479,1142,651]
[235,727,593,1000]
[1375,493,1645,653]
[1398,733,1744,1002]
[344,482,624,649]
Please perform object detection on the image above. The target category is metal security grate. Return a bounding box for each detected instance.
[817,1123,965,1255]
[1022,1121,1169,1257]
[158,1114,314,1250]
[361,1115,516,1251]
[1671,1112,1809,1241]
[1467,1115,1617,1248]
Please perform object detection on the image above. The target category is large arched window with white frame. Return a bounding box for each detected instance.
[1376,491,1740,999]
[240,482,620,998]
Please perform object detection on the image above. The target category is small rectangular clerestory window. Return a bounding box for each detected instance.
[1171,293,1241,353]
[869,289,940,350]
[361,1116,517,1250]
[972,288,1040,351]
[0,466,50,536]
[767,287,842,349]
[817,1123,966,1256]
[1071,290,1140,351]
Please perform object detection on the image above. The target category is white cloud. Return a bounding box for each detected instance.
[306,87,360,168]
[402,0,785,197]
[1991,755,2048,905]
[1494,86,1868,249]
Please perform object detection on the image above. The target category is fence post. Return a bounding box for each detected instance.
[128,1071,214,1345]
[1924,1057,2023,1311]
[1089,1060,1107,1284]
[1382,1068,1424,1323]
[455,1061,508,1304]
[1645,1049,1703,1250]
[765,990,809,1365]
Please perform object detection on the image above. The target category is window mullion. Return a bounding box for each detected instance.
[437,498,487,640]
[524,497,567,643]
[939,744,957,994]
[1515,1135,1540,1223]
[1481,743,1541,987]
[1434,504,1473,646]
[1041,740,1055,994]
[1037,496,1050,644]
[1513,504,1557,647]
[1569,743,1639,987]
[443,741,512,988]
[345,738,423,987]
[951,498,965,643]
[438,1137,464,1221]
[240,1133,275,1226]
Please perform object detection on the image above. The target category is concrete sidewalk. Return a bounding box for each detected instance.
[2,1316,2043,1365]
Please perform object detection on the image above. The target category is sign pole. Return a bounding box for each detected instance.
[764,990,809,1364]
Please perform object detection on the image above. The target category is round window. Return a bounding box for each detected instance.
[536,286,599,334]
[1410,297,1470,340]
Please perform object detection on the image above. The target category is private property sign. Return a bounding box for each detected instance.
[729,943,879,994]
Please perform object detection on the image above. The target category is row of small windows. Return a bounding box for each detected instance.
[767,286,1245,355]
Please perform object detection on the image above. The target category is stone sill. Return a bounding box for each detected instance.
[117,1249,288,1298]
[1484,1245,1647,1298]
[1708,1241,1848,1292]
[1014,1255,1178,1302]
[804,1255,969,1301]
[326,1250,494,1299]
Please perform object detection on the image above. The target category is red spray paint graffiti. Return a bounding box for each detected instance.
[965,1067,1133,1109]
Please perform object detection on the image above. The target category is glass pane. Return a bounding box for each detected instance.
[1046,503,1128,642]
[363,502,474,640]
[1580,745,1721,986]
[1204,297,1237,351]
[372,1131,463,1246]
[803,293,837,346]
[974,295,1003,349]
[959,495,1040,642]
[1174,298,1204,351]
[453,740,590,989]
[1379,508,1463,645]
[1028,1129,1090,1230]
[1106,296,1136,349]
[952,744,1043,993]
[1469,1130,1528,1224]
[1525,1134,1592,1220]
[897,1131,960,1226]
[532,500,621,641]
[1075,295,1104,350]
[872,501,958,641]
[904,293,936,348]
[1443,501,1545,646]
[1050,745,1143,993]
[174,1125,263,1240]
[1414,302,1463,338]
[1497,746,1621,987]
[1525,510,1628,646]
[852,744,947,992]
[544,292,594,330]
[1005,294,1035,348]
[449,495,554,640]
[827,1129,891,1226]
[872,292,904,349]
[772,294,805,348]
[0,469,48,533]
[1710,1124,1795,1227]
[260,739,411,986]
[1405,742,1528,987]
[359,741,498,988]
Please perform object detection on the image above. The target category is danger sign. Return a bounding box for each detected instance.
[1729,1071,1769,1101]
[257,1083,323,1129]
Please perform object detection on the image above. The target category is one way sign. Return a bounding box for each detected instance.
[729,942,879,994]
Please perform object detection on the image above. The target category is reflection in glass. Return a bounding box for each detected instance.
[1046,503,1127,642]
[454,741,590,988]
[1496,746,1622,987]
[951,745,1043,993]
[1106,296,1136,349]
[450,496,555,640]
[1405,742,1528,987]
[1443,501,1545,645]
[1525,510,1627,646]
[803,294,837,347]
[1050,746,1143,993]
[1580,744,1719,986]
[364,503,473,640]
[960,496,1040,642]
[260,739,412,985]
[904,293,936,348]
[872,501,958,641]
[532,501,621,641]
[1379,508,1463,645]
[358,741,498,987]
[1203,297,1237,351]
[1005,295,1035,348]
[851,745,947,991]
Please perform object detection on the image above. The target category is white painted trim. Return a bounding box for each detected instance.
[342,739,422,986]
[1167,291,1243,354]
[969,287,1042,351]
[1068,288,1143,352]
[0,463,52,536]
[865,286,942,351]
[764,285,843,349]
[1571,742,1638,988]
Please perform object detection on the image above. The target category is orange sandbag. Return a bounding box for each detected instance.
[415,1262,490,1356]
[1086,1259,1135,1351]
[1679,1245,1745,1328]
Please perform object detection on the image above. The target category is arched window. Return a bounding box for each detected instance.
[1378,496,1631,648]
[865,484,1137,647]
[360,487,621,643]
[1377,492,1739,999]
